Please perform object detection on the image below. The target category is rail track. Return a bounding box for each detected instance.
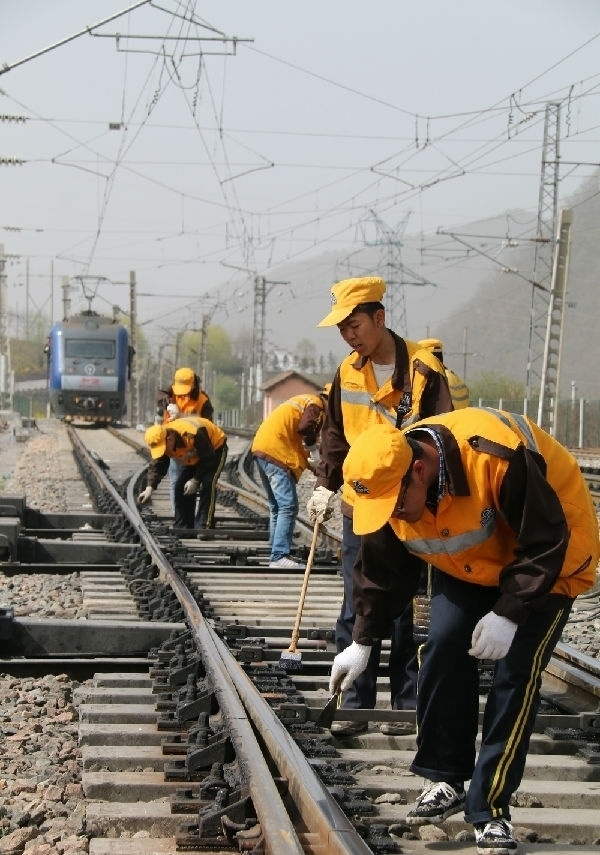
[0,421,599,855]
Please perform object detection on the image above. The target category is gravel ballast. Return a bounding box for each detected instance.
[0,419,598,853]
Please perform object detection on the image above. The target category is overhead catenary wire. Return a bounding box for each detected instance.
[3,3,600,326]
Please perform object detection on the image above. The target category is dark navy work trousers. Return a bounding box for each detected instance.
[173,443,227,529]
[411,570,572,825]
[336,515,423,710]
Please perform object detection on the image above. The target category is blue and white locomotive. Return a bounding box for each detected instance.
[46,310,130,424]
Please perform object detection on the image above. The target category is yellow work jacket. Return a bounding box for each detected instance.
[167,416,225,467]
[393,408,599,604]
[445,367,470,409]
[338,340,449,506]
[162,390,212,424]
[252,394,325,481]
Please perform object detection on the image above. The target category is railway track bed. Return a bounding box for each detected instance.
[74,669,600,854]
[1,420,600,854]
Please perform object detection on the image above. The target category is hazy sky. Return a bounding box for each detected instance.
[2,0,600,353]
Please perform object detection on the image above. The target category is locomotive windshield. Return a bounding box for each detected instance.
[65,339,116,359]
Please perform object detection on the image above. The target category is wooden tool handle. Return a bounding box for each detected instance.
[288,521,320,653]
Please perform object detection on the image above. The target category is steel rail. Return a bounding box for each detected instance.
[96,424,600,707]
[70,425,373,854]
[103,424,600,706]
[50,424,600,852]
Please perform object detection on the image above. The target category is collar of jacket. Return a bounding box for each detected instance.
[350,330,411,391]
[406,423,470,497]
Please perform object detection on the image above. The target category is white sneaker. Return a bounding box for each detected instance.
[269,556,303,568]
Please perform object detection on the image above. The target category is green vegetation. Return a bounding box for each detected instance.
[467,371,526,403]
[9,337,47,375]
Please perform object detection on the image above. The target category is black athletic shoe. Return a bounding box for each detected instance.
[474,819,517,854]
[405,780,466,825]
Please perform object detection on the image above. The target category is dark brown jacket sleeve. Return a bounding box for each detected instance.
[200,398,214,421]
[192,427,218,477]
[419,365,454,417]
[352,523,424,644]
[314,371,347,493]
[297,402,325,447]
[494,444,570,622]
[146,455,170,490]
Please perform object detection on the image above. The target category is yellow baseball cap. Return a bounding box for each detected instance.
[317,276,386,327]
[343,423,413,535]
[320,382,332,398]
[145,424,167,458]
[172,367,195,395]
[419,338,443,353]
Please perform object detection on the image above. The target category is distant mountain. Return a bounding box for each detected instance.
[435,174,600,399]
[253,173,599,400]
[248,214,510,368]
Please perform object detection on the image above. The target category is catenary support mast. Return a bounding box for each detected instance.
[525,102,560,402]
[537,209,572,435]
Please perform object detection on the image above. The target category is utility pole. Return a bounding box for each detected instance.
[25,258,30,341]
[197,314,209,388]
[196,299,225,391]
[129,270,138,427]
[0,244,12,411]
[443,327,476,384]
[61,276,71,320]
[252,276,267,400]
[251,275,289,403]
[50,259,54,326]
[537,209,572,435]
[526,102,560,400]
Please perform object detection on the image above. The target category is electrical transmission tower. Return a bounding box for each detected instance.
[525,102,560,405]
[537,208,572,434]
[360,210,434,335]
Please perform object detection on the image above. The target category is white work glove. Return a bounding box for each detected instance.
[183,478,199,496]
[306,486,334,523]
[305,445,321,468]
[138,486,154,504]
[329,642,372,693]
[469,611,518,660]
[166,403,180,421]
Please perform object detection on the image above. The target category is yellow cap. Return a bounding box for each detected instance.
[317,276,386,327]
[320,382,332,398]
[343,423,413,535]
[145,424,167,458]
[418,338,443,353]
[172,366,195,395]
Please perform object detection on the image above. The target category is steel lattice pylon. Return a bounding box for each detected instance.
[360,210,434,335]
[525,102,560,407]
[537,209,572,434]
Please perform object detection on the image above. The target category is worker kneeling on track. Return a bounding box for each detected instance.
[331,406,599,855]
[139,415,227,530]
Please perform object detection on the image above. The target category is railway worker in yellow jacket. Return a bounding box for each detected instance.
[157,366,214,423]
[306,275,454,737]
[419,338,470,409]
[156,367,215,514]
[335,407,599,854]
[252,389,328,569]
[139,415,227,530]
